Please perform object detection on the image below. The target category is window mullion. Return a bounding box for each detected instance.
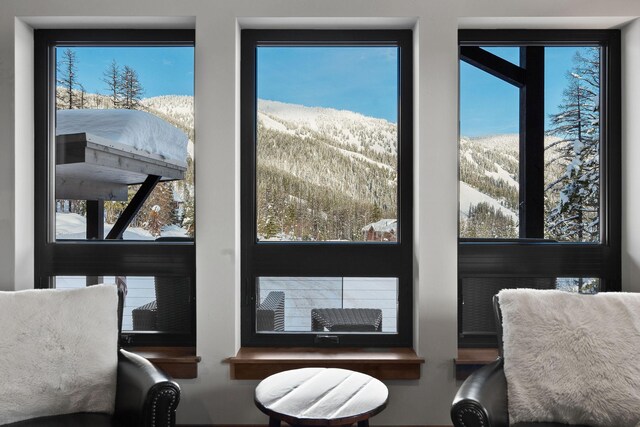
[519,46,545,238]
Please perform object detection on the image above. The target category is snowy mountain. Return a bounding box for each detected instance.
[258,99,397,157]
[459,133,565,238]
[59,90,574,241]
[141,95,194,141]
[255,99,398,241]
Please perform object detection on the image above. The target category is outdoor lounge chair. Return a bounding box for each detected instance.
[311,308,382,332]
[257,291,285,332]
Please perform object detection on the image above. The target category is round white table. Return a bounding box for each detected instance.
[254,367,388,426]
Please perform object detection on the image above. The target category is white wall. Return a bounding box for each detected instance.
[1,1,639,425]
[622,18,640,293]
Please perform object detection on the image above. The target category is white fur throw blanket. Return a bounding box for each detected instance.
[498,289,640,427]
[0,285,119,424]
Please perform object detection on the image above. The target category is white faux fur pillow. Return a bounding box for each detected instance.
[498,289,640,427]
[0,285,119,424]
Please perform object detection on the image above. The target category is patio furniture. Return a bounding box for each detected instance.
[311,308,382,332]
[255,367,388,426]
[131,276,192,333]
[257,291,285,332]
[132,300,157,330]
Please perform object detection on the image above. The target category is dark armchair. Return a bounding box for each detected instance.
[3,349,180,427]
[450,296,590,427]
[0,285,180,427]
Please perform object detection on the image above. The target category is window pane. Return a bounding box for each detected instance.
[461,276,601,336]
[481,46,520,66]
[255,47,398,242]
[54,46,195,241]
[555,277,600,293]
[54,275,193,333]
[256,277,398,333]
[459,61,520,238]
[544,47,600,242]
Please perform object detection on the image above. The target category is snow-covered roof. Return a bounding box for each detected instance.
[56,109,188,163]
[362,219,397,233]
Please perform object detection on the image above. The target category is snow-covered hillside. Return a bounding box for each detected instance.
[142,95,195,158]
[258,99,397,156]
[459,133,565,238]
[141,95,194,138]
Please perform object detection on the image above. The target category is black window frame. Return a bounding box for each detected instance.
[34,29,196,347]
[241,29,414,347]
[458,30,621,347]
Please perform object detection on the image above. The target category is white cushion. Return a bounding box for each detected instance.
[0,285,119,424]
[499,289,640,427]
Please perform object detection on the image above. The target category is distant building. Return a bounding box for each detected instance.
[362,219,397,242]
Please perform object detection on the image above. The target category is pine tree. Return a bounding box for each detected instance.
[138,182,176,236]
[182,189,195,237]
[120,65,144,109]
[56,48,78,109]
[545,48,600,242]
[103,59,121,108]
[461,202,517,238]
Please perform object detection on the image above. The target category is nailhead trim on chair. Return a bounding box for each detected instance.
[455,404,486,427]
[151,388,179,427]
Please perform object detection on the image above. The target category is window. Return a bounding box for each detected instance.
[241,30,413,347]
[458,30,621,347]
[35,30,196,346]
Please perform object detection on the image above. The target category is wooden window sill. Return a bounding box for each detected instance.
[454,348,499,380]
[226,347,424,380]
[126,346,201,379]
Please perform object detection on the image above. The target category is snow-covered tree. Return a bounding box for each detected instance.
[147,204,163,237]
[545,48,600,242]
[460,202,517,239]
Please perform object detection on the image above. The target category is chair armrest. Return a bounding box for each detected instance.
[451,358,509,427]
[115,349,181,427]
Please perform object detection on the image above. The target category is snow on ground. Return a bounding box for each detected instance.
[187,140,194,159]
[485,163,519,188]
[258,112,295,134]
[462,150,477,166]
[56,212,188,240]
[459,181,518,221]
[467,134,519,151]
[56,109,188,164]
[327,144,395,173]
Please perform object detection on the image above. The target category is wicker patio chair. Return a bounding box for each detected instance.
[131,300,157,330]
[257,291,285,332]
[311,308,383,332]
[131,276,192,333]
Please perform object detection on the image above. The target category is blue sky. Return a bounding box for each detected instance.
[258,46,399,123]
[57,44,594,136]
[460,46,597,137]
[56,46,194,98]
